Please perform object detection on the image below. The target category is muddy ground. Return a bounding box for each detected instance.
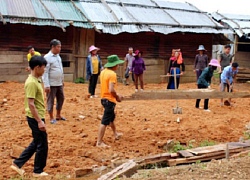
[0,80,250,179]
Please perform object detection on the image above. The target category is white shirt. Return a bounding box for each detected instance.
[43,51,64,88]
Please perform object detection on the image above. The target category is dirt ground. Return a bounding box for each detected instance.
[0,80,250,179]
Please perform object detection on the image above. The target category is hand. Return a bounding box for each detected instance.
[167,73,170,76]
[129,71,132,74]
[208,86,211,89]
[45,87,50,94]
[38,121,46,131]
[193,70,196,73]
[116,94,123,102]
[180,72,184,75]
[25,67,30,72]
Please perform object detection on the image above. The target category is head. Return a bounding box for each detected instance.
[174,51,179,58]
[224,44,231,54]
[104,55,124,70]
[29,56,47,77]
[197,45,206,54]
[134,50,142,58]
[50,39,61,55]
[199,50,204,55]
[208,59,221,70]
[232,62,239,71]
[27,46,35,55]
[89,45,100,56]
[128,47,133,55]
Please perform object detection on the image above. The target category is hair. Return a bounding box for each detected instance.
[232,62,239,68]
[224,44,231,49]
[29,56,47,70]
[27,45,34,51]
[50,39,61,48]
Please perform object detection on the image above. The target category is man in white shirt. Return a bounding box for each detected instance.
[124,47,135,85]
[43,39,66,124]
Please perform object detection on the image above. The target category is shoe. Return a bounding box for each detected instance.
[115,132,123,140]
[93,95,98,98]
[56,117,66,121]
[204,109,211,112]
[135,89,138,92]
[90,96,93,98]
[140,89,144,92]
[10,164,25,176]
[50,119,57,124]
[33,172,49,177]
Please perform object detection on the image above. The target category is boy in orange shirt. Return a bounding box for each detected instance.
[97,55,124,148]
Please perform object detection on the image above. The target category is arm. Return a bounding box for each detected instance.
[199,68,209,87]
[205,55,209,67]
[124,55,128,70]
[167,59,172,74]
[43,57,50,92]
[181,62,185,73]
[28,98,46,131]
[109,82,122,102]
[142,59,146,71]
[218,54,222,73]
[86,56,91,80]
[194,55,198,70]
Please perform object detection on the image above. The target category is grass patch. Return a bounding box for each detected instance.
[74,77,85,84]
[199,140,216,147]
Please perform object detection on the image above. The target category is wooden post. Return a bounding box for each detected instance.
[225,143,229,160]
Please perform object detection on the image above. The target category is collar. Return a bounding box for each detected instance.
[49,51,58,57]
[29,75,42,83]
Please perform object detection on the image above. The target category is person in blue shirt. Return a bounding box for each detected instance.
[220,62,239,106]
[195,59,221,112]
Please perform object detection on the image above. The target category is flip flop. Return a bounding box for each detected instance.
[56,117,66,121]
[50,119,57,124]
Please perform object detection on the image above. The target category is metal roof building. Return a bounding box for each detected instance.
[211,12,250,38]
[0,0,232,35]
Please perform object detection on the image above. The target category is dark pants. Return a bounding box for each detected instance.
[195,69,203,80]
[167,77,180,89]
[125,67,134,82]
[101,99,116,126]
[46,86,64,113]
[14,117,48,173]
[196,84,209,110]
[89,74,99,96]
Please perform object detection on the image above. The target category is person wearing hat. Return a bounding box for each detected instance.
[195,59,221,112]
[86,45,102,98]
[132,50,146,92]
[97,55,124,148]
[43,39,66,124]
[194,45,209,80]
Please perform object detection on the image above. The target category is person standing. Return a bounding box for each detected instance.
[195,59,221,112]
[167,50,185,89]
[97,55,124,148]
[124,47,135,85]
[43,39,66,124]
[219,44,234,74]
[11,56,49,177]
[86,45,102,98]
[26,46,41,71]
[132,50,146,92]
[220,62,239,106]
[194,45,208,80]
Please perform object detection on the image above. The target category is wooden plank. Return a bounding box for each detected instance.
[97,160,138,180]
[178,150,194,158]
[137,153,172,165]
[125,89,250,100]
[0,54,24,63]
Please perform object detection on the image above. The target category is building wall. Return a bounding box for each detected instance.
[95,32,213,84]
[0,24,76,82]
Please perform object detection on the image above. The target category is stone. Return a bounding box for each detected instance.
[79,115,85,119]
[74,168,93,178]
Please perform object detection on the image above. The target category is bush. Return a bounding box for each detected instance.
[74,77,85,84]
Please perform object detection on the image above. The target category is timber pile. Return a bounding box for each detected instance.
[98,141,250,180]
[236,67,250,82]
[125,89,250,100]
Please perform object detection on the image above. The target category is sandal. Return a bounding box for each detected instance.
[56,117,66,121]
[50,119,57,124]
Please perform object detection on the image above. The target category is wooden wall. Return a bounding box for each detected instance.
[95,32,213,83]
[0,24,76,82]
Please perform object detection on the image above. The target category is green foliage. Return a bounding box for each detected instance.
[171,141,187,153]
[74,77,85,84]
[243,131,250,140]
[199,140,216,147]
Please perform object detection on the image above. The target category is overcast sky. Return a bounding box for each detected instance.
[170,0,250,15]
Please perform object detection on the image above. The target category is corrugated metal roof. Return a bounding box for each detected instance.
[78,0,231,35]
[211,12,250,37]
[0,0,92,29]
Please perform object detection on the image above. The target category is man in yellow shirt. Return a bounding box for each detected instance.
[97,55,124,148]
[26,46,41,71]
[11,56,49,177]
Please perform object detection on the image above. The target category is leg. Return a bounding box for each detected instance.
[176,77,180,89]
[56,86,65,119]
[139,74,144,90]
[88,76,92,95]
[204,99,209,110]
[132,72,135,82]
[196,99,201,108]
[97,124,107,146]
[125,67,129,85]
[220,83,225,105]
[134,74,139,90]
[46,87,56,121]
[89,76,94,96]
[92,74,99,96]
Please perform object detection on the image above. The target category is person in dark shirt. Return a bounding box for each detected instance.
[167,50,185,89]
[195,59,221,112]
[219,44,234,73]
[194,45,208,80]
[132,50,146,92]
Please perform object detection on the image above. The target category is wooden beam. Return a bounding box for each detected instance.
[124,89,250,100]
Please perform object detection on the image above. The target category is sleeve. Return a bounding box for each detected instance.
[181,62,185,72]
[36,52,41,56]
[168,59,172,73]
[27,54,30,61]
[199,68,209,87]
[109,73,117,84]
[194,55,198,69]
[42,57,50,88]
[86,56,90,80]
[25,82,37,99]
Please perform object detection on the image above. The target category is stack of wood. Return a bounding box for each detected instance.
[236,67,250,82]
[98,141,250,180]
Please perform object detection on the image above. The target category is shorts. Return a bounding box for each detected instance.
[220,82,233,92]
[125,67,130,78]
[101,99,116,125]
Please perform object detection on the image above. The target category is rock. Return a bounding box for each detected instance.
[74,168,93,178]
[97,115,103,120]
[81,133,88,138]
[2,98,7,103]
[49,162,60,168]
[92,166,108,173]
[79,115,85,119]
[245,123,250,130]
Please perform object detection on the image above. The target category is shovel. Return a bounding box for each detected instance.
[172,68,182,115]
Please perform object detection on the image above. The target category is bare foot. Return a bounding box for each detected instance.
[115,132,123,140]
[96,142,110,148]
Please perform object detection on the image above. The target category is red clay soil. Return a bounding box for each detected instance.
[0,81,250,179]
